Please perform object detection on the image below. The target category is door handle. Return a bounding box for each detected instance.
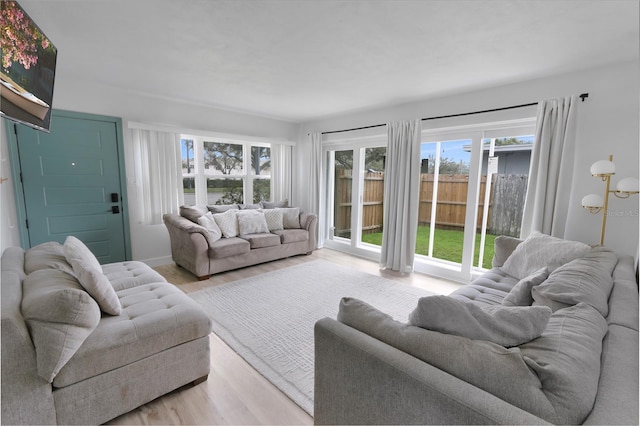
[111,193,119,202]
[111,206,120,214]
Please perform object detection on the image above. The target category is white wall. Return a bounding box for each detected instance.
[296,61,640,258]
[0,74,298,264]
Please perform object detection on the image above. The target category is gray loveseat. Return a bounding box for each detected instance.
[163,203,318,280]
[1,240,212,425]
[314,233,639,425]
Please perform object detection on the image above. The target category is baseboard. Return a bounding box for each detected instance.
[141,255,174,267]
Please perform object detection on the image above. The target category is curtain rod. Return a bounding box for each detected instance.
[318,92,589,136]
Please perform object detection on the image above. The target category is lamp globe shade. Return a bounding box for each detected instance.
[616,177,640,193]
[582,194,604,208]
[590,160,615,176]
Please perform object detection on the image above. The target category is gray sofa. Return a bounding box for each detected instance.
[163,204,318,280]
[314,234,639,425]
[1,241,212,425]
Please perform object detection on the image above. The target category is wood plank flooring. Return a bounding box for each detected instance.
[107,248,461,425]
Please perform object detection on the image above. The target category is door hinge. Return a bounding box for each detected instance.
[25,219,29,229]
[13,124,18,135]
[19,172,23,183]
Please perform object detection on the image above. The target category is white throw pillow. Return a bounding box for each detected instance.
[237,210,270,235]
[408,295,552,347]
[212,208,239,238]
[277,207,301,229]
[262,208,284,231]
[197,211,222,243]
[63,236,121,315]
[501,232,590,280]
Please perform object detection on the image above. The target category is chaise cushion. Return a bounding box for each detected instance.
[409,295,551,347]
[209,237,250,259]
[240,233,281,249]
[273,229,309,244]
[532,246,617,316]
[501,232,590,279]
[24,241,74,275]
[21,269,101,383]
[64,236,122,315]
[53,282,212,388]
[101,261,167,291]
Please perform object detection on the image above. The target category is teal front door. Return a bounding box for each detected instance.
[12,111,129,263]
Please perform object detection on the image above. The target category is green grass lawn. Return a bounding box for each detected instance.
[361,226,496,269]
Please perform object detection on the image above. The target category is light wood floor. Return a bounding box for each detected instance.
[107,248,461,425]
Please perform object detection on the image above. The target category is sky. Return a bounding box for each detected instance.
[420,136,534,162]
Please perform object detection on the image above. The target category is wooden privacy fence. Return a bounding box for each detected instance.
[334,170,527,238]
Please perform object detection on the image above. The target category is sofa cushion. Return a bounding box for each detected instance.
[240,233,281,249]
[21,269,101,383]
[179,205,208,223]
[502,267,548,306]
[101,261,167,292]
[25,241,75,275]
[501,232,590,279]
[212,209,239,238]
[64,236,122,315]
[491,235,522,268]
[273,229,309,244]
[531,246,617,317]
[519,303,608,425]
[409,296,551,347]
[197,211,223,243]
[53,282,212,388]
[209,237,250,259]
[337,297,556,421]
[237,210,270,235]
[260,199,288,209]
[208,203,239,213]
[448,284,510,307]
[262,208,284,231]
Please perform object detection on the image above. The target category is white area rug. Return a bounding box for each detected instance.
[189,259,435,415]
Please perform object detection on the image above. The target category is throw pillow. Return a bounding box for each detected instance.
[63,236,122,315]
[519,303,608,425]
[179,205,208,223]
[502,267,549,306]
[237,210,270,235]
[197,211,223,243]
[260,199,289,209]
[262,208,284,231]
[208,204,239,213]
[278,207,301,229]
[492,235,523,268]
[337,297,555,421]
[21,269,101,383]
[212,208,239,238]
[24,241,75,275]
[408,295,552,347]
[501,232,590,279]
[239,203,261,209]
[531,246,617,316]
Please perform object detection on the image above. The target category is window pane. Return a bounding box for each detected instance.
[333,150,353,240]
[360,147,386,246]
[181,139,195,175]
[251,146,271,176]
[207,178,243,205]
[183,177,195,205]
[253,178,270,203]
[203,141,243,176]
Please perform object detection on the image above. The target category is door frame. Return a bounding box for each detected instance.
[6,109,132,260]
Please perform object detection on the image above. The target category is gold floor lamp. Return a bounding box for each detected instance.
[581,155,639,245]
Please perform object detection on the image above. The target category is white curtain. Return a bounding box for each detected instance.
[131,129,183,225]
[521,96,579,238]
[308,132,324,247]
[271,143,292,203]
[380,120,422,273]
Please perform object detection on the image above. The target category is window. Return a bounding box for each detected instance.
[180,136,272,206]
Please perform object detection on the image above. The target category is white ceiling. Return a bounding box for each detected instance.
[20,0,640,123]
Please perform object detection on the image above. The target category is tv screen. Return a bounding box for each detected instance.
[1,0,57,132]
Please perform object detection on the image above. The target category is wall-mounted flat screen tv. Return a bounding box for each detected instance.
[1,0,57,132]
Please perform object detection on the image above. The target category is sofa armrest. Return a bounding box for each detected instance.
[314,318,550,425]
[163,214,211,278]
[300,213,318,251]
